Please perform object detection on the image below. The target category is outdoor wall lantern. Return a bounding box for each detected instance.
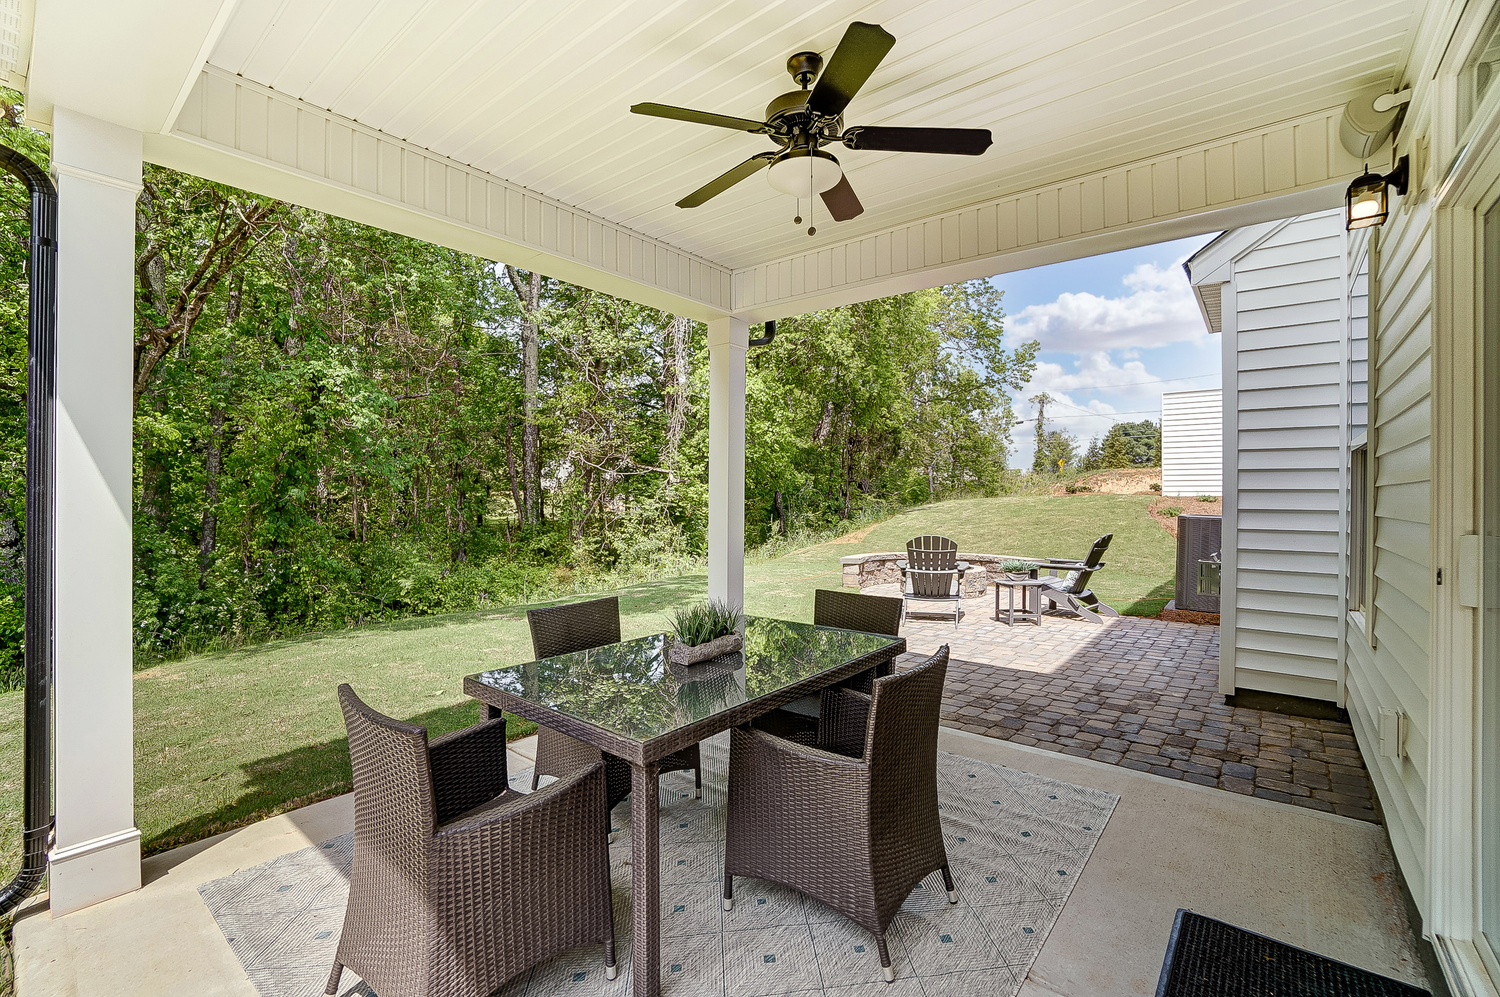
[1345,156,1409,230]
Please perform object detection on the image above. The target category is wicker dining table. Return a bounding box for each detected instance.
[464,615,906,997]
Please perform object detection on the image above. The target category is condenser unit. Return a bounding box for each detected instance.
[1175,514,1222,613]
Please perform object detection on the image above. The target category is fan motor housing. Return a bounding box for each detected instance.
[765,90,842,144]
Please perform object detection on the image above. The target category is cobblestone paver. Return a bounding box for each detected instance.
[886,593,1378,822]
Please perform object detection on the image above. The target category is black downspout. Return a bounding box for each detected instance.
[0,146,57,918]
[748,319,776,347]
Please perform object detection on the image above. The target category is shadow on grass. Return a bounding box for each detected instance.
[143,700,532,858]
[1121,578,1176,618]
[218,574,710,661]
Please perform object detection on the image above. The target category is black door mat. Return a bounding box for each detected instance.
[1156,909,1430,996]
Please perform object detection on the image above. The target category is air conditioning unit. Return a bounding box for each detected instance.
[1175,514,1222,612]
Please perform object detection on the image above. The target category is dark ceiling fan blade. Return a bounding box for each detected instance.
[807,22,896,119]
[842,125,992,156]
[820,174,864,221]
[631,102,770,133]
[676,153,776,208]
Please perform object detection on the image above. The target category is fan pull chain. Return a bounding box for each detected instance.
[807,156,816,236]
[794,194,801,226]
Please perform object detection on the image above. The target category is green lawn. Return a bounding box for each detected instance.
[0,493,1173,883]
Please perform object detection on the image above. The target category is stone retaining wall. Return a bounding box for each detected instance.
[840,552,1029,598]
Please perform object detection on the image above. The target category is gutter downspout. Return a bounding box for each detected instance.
[748,320,776,347]
[0,145,57,918]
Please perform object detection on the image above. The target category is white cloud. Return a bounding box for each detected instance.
[1006,261,1205,353]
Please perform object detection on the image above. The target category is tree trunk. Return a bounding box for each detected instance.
[505,265,544,526]
[662,315,691,485]
[774,489,787,536]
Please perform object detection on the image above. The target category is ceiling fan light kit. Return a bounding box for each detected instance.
[630,21,992,234]
[766,149,843,198]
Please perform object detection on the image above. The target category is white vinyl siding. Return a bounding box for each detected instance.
[1349,232,1371,439]
[1345,192,1432,916]
[1160,389,1222,497]
[1224,210,1347,703]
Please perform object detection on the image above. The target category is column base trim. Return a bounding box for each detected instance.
[1434,934,1500,997]
[47,826,141,915]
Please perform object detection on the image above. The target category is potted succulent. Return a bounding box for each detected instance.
[1000,559,1038,581]
[667,599,745,666]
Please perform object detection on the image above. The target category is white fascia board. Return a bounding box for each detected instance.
[1184,219,1284,285]
[730,106,1361,322]
[161,68,732,321]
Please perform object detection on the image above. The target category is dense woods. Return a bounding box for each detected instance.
[0,101,1038,683]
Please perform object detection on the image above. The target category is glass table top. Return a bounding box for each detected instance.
[467,616,902,743]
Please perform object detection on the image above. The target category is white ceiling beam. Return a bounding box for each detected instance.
[729,106,1366,321]
[159,67,733,321]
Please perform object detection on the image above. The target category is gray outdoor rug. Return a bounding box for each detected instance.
[198,735,1118,997]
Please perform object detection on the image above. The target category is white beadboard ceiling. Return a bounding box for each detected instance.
[204,0,1414,272]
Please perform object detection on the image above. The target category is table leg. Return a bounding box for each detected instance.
[630,760,661,997]
[1007,585,1016,627]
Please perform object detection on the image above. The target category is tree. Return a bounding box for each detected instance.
[1035,429,1078,473]
[1028,392,1054,474]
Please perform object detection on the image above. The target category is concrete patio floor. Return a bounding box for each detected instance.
[12,730,1427,997]
[881,583,1379,822]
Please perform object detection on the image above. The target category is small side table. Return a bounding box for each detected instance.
[994,578,1047,626]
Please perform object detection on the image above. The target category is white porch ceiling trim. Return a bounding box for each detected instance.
[163,66,734,320]
[730,106,1366,321]
[160,68,1369,324]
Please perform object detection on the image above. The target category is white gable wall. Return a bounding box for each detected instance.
[1160,389,1222,497]
[1201,209,1350,705]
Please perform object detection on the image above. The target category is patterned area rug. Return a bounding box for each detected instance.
[199,735,1117,997]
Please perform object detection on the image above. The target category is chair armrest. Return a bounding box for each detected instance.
[736,725,868,773]
[818,687,870,759]
[429,717,510,826]
[1033,559,1085,570]
[435,759,605,839]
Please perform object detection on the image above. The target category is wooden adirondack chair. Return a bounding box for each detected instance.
[898,535,968,628]
[1033,533,1119,624]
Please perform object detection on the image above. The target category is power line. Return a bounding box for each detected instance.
[1030,408,1163,421]
[1028,370,1219,392]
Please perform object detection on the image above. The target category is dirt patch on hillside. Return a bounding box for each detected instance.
[827,522,879,545]
[1050,467,1161,496]
[1148,496,1223,537]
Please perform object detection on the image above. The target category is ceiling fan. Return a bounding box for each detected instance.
[630,21,992,233]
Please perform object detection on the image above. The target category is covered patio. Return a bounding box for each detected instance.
[7,0,1497,994]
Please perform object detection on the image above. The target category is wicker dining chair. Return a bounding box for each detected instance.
[327,685,616,997]
[527,596,701,811]
[723,646,956,983]
[761,589,906,744]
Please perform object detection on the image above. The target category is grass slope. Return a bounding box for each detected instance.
[0,493,1173,882]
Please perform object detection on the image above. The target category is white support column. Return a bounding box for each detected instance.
[47,108,142,915]
[706,316,748,610]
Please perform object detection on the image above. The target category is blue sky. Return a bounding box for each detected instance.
[994,234,1221,468]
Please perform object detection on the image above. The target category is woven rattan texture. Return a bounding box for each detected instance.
[202,735,1117,997]
[725,649,953,974]
[1156,910,1429,997]
[812,589,903,637]
[323,686,614,997]
[526,596,701,804]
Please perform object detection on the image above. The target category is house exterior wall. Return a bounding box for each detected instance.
[1196,210,1349,704]
[1160,389,1222,497]
[1348,128,1437,925]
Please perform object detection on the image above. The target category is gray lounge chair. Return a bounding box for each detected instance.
[899,535,968,628]
[1034,533,1119,624]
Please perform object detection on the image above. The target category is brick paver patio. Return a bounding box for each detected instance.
[881,589,1379,823]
